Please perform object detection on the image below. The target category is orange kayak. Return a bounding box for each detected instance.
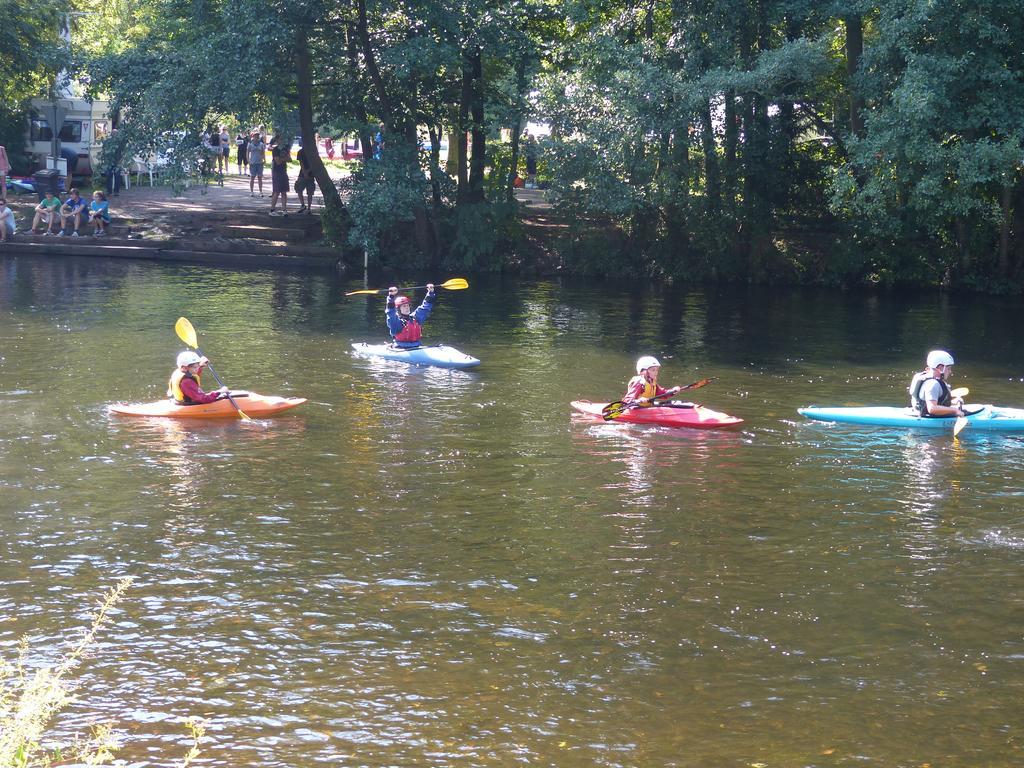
[571,400,743,429]
[109,392,306,419]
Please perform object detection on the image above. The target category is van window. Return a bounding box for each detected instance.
[30,119,53,142]
[59,121,83,142]
[29,119,83,143]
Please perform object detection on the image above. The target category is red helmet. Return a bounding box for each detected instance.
[394,295,411,308]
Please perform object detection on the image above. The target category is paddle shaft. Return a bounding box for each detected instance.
[195,347,248,417]
[602,378,715,420]
[345,278,468,296]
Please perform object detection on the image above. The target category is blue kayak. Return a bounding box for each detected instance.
[798,404,1024,432]
[351,342,480,369]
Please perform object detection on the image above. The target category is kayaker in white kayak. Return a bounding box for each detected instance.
[908,350,966,418]
[622,356,682,406]
[168,351,228,405]
[386,284,436,349]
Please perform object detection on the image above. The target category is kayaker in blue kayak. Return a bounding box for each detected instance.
[908,350,966,418]
[622,356,682,406]
[386,284,435,349]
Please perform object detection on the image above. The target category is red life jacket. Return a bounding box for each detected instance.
[394,317,422,343]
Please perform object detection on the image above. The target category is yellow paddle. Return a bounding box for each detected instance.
[951,388,970,437]
[174,317,252,421]
[344,277,469,297]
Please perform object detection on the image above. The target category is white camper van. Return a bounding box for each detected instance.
[27,97,111,177]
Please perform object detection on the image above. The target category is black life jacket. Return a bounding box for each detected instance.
[909,371,951,416]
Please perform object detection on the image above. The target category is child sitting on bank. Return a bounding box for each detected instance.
[88,190,111,236]
[0,197,16,242]
[31,191,61,235]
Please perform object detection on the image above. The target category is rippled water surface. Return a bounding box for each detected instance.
[2,256,1023,766]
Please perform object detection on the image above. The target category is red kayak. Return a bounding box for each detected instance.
[571,400,743,430]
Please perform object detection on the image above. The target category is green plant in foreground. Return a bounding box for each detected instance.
[0,578,205,767]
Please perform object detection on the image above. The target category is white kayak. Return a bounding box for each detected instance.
[351,342,480,369]
[798,404,1024,432]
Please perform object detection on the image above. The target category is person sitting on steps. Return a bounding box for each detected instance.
[57,188,87,237]
[31,191,61,235]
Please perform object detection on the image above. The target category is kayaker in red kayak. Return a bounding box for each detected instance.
[908,349,966,418]
[168,351,229,405]
[386,284,436,349]
[622,356,683,406]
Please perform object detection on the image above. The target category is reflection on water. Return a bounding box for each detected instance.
[1,256,1024,766]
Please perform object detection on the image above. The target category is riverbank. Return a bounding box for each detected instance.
[0,174,344,269]
[0,176,565,273]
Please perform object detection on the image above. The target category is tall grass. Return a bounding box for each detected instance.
[0,578,204,767]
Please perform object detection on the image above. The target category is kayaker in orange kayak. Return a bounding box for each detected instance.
[622,356,682,406]
[168,351,228,405]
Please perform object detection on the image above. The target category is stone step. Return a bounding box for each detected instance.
[0,239,342,269]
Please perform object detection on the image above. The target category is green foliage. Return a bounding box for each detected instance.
[8,0,1017,289]
[446,200,520,270]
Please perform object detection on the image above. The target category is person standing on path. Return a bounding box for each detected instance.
[294,145,316,213]
[268,136,291,216]
[523,133,538,189]
[220,126,231,174]
[0,145,10,197]
[207,125,221,175]
[248,132,266,197]
[236,131,249,175]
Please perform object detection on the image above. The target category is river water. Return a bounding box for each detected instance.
[1,256,1022,767]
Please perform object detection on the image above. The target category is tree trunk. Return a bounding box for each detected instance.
[844,14,864,138]
[345,23,373,167]
[699,101,720,215]
[355,0,392,128]
[456,55,472,203]
[998,179,1013,276]
[466,46,486,203]
[723,89,738,212]
[506,55,528,202]
[294,26,343,213]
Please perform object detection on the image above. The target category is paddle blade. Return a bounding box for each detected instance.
[175,317,198,348]
[439,278,469,291]
[679,377,715,392]
[344,288,384,296]
[953,415,969,437]
[950,387,969,399]
[601,401,628,420]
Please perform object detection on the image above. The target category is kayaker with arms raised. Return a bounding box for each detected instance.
[623,356,682,406]
[386,284,435,349]
[168,351,228,405]
[909,350,966,418]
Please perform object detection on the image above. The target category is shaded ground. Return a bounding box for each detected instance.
[1,172,561,271]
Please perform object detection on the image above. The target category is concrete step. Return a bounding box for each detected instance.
[0,239,342,269]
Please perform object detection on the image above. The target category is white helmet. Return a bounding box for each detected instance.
[177,350,202,368]
[926,350,955,368]
[636,356,661,374]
